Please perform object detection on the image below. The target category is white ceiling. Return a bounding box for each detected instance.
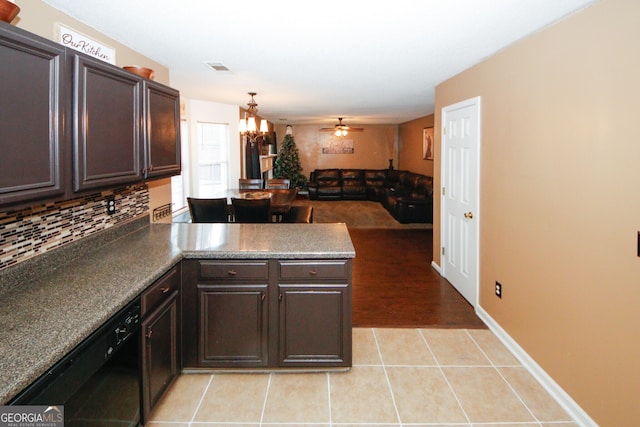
[42,0,597,126]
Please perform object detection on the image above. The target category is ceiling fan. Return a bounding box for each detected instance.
[320,118,364,136]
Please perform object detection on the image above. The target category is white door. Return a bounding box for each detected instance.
[441,97,480,306]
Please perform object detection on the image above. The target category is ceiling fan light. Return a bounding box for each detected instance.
[341,129,348,136]
[335,129,341,137]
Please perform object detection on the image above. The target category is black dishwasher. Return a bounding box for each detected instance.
[10,298,142,426]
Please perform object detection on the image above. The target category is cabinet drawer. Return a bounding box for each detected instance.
[141,265,180,317]
[199,260,269,281]
[278,260,349,280]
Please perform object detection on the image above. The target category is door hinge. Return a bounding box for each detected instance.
[442,247,445,256]
[442,187,446,196]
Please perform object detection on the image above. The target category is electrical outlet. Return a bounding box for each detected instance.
[495,281,502,298]
[106,197,116,215]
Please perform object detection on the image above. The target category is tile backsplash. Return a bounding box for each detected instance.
[0,185,149,271]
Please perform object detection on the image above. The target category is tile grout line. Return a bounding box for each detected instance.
[188,373,215,426]
[372,328,403,426]
[326,371,332,427]
[465,329,544,426]
[418,329,472,426]
[258,373,273,427]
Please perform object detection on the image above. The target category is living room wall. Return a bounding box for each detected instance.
[399,114,435,176]
[273,124,398,179]
[433,0,639,424]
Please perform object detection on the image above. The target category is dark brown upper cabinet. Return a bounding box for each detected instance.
[1,22,181,206]
[0,22,67,206]
[72,56,181,191]
[72,53,143,191]
[143,81,181,179]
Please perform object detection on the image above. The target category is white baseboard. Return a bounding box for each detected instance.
[431,260,442,275]
[475,306,598,427]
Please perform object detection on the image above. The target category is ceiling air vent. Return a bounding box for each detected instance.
[205,61,231,72]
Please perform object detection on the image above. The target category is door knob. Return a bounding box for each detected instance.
[464,211,474,219]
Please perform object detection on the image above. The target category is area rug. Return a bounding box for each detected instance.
[291,199,432,229]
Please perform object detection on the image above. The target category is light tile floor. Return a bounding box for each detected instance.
[147,328,577,427]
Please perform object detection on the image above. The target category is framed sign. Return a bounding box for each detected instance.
[55,23,116,64]
[320,134,354,154]
[423,127,434,160]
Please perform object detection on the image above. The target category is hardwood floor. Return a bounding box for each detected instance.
[348,228,486,328]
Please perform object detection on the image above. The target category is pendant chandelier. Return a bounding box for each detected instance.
[239,92,268,138]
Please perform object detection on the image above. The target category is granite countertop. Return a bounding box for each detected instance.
[0,218,355,404]
[173,222,356,259]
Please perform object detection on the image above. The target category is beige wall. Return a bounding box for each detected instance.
[434,0,640,424]
[274,124,398,177]
[13,0,169,85]
[399,114,435,175]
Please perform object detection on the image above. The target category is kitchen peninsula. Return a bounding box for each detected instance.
[0,216,355,410]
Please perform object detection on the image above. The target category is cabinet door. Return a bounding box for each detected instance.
[198,284,268,367]
[73,53,143,191]
[141,291,179,423]
[0,23,67,206]
[143,81,181,179]
[278,284,352,367]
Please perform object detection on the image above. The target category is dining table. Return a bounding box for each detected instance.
[212,188,299,219]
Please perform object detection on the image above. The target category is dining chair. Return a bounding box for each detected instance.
[187,197,229,223]
[238,178,263,189]
[231,197,272,223]
[265,178,290,189]
[282,206,313,223]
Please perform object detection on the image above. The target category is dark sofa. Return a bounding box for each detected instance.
[307,168,433,223]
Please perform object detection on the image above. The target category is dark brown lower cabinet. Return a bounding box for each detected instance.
[141,265,180,423]
[198,284,268,367]
[181,258,352,370]
[277,260,352,368]
[279,284,350,367]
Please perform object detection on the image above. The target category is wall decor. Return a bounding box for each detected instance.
[55,22,116,64]
[423,127,434,160]
[321,134,354,154]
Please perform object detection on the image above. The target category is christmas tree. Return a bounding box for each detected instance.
[274,133,308,190]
